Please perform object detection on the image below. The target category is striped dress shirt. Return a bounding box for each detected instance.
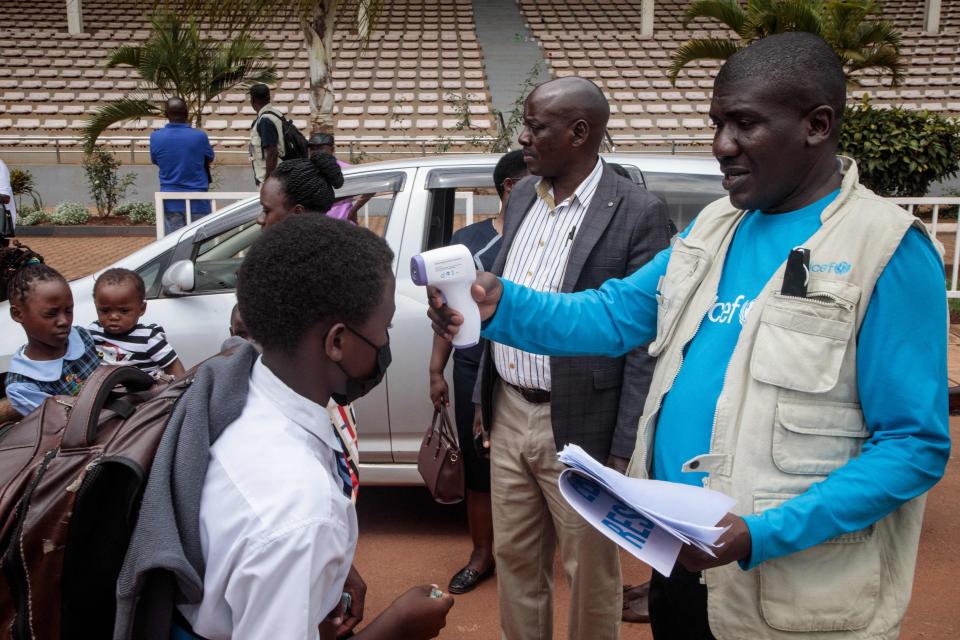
[493,157,604,391]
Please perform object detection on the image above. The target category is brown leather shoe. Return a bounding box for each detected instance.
[622,581,651,623]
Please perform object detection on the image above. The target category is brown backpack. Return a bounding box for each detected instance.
[0,365,194,639]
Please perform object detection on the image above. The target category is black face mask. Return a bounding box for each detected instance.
[330,325,391,405]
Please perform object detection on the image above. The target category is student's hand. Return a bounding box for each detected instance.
[0,399,22,424]
[429,372,449,408]
[383,585,454,640]
[334,565,367,637]
[605,455,629,474]
[677,513,752,572]
[427,272,502,341]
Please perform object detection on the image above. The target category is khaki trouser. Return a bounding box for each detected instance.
[490,382,622,640]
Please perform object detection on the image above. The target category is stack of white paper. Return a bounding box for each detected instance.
[557,444,736,576]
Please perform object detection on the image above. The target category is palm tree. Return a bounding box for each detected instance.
[177,0,384,135]
[669,0,902,86]
[82,11,277,151]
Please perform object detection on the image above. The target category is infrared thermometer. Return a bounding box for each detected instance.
[410,245,481,349]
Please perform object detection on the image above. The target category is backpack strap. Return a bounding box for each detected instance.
[253,108,286,157]
[61,365,156,450]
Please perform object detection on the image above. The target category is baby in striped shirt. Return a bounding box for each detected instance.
[88,267,186,378]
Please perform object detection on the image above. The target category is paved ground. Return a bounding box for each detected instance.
[15,236,153,281]
[32,236,960,638]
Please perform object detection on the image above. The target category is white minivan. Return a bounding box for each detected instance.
[0,153,725,484]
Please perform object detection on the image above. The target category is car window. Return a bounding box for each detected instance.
[451,187,500,236]
[136,249,172,300]
[338,189,399,237]
[641,171,726,232]
[332,171,405,238]
[193,220,260,292]
[188,172,404,294]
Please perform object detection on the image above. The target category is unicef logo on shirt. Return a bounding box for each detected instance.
[809,261,852,275]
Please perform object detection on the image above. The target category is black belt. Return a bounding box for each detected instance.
[508,383,551,404]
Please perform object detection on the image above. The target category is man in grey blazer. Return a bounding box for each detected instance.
[471,77,673,639]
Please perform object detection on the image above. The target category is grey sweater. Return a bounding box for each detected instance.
[113,342,259,640]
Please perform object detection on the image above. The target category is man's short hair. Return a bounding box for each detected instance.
[237,215,394,353]
[716,32,846,126]
[493,149,529,199]
[249,84,271,103]
[308,133,335,147]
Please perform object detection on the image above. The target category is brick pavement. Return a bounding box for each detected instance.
[14,236,154,281]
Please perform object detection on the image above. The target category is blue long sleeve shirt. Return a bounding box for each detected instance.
[482,195,950,568]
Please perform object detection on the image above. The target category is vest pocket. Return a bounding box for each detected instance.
[649,237,709,357]
[754,493,880,632]
[772,399,868,475]
[750,295,854,393]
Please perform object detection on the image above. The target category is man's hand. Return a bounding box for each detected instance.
[677,513,752,572]
[381,585,454,639]
[334,565,367,637]
[472,404,489,458]
[605,455,629,474]
[427,272,502,341]
[429,371,449,408]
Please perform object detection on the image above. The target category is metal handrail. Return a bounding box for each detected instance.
[890,197,960,297]
[0,132,715,163]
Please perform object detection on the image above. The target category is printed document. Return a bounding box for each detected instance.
[558,444,736,576]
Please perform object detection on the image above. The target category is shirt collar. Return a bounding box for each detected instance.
[250,357,342,453]
[256,104,275,117]
[535,156,604,211]
[8,327,87,381]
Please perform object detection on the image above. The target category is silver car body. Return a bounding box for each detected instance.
[0,153,725,484]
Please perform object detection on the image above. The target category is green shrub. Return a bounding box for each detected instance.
[50,201,91,225]
[9,168,44,212]
[17,207,48,227]
[116,202,156,225]
[839,99,960,197]
[83,147,136,217]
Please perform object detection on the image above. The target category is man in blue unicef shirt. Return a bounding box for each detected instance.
[149,97,215,234]
[429,32,949,640]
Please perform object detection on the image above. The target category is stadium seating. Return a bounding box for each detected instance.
[0,0,494,159]
[518,0,960,150]
[0,0,956,159]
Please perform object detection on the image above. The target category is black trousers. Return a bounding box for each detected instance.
[649,565,717,640]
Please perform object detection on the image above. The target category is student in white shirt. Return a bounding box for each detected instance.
[177,215,453,639]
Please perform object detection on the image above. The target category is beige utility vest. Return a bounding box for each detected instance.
[627,158,943,639]
[249,105,286,184]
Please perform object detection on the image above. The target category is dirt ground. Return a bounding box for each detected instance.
[353,416,959,638]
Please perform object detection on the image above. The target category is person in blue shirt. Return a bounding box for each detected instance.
[428,33,949,640]
[149,97,215,234]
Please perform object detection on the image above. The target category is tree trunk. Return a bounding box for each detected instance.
[304,0,338,135]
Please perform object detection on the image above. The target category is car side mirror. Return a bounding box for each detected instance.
[161,260,196,295]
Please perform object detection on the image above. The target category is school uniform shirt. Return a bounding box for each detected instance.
[178,357,358,640]
[87,321,179,375]
[5,326,100,415]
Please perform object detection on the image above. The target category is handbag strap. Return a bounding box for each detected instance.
[438,406,459,448]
